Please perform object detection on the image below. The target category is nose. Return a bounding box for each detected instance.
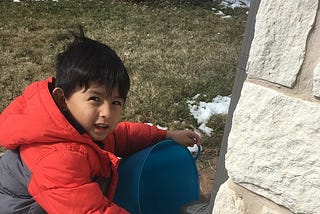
[99,102,112,119]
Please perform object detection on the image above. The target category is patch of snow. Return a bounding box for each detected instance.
[187,95,231,136]
[218,0,250,8]
[145,123,168,130]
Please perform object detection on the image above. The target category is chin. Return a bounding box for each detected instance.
[93,136,107,141]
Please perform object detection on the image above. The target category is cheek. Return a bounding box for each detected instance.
[111,109,122,123]
[115,109,123,119]
[68,104,95,125]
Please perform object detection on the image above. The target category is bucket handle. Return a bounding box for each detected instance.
[194,144,202,160]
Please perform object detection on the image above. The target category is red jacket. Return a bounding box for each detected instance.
[0,78,167,213]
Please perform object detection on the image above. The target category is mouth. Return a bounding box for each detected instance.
[94,123,109,130]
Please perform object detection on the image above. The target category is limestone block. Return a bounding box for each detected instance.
[247,0,318,87]
[213,179,293,214]
[313,63,320,97]
[226,82,320,214]
[212,180,245,214]
[261,206,282,214]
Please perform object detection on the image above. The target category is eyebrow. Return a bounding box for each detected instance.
[88,89,123,99]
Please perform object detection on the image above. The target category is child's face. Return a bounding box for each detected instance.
[65,82,124,141]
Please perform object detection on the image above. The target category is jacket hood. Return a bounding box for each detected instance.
[0,77,91,150]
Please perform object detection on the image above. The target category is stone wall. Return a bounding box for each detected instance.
[213,0,320,213]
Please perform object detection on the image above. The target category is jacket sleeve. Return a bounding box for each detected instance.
[112,122,167,157]
[27,149,129,214]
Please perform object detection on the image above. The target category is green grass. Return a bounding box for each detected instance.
[0,0,247,153]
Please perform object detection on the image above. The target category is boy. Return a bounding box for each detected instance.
[0,29,200,213]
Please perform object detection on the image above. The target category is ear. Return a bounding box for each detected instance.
[52,87,68,111]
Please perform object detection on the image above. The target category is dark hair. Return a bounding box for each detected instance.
[55,29,130,101]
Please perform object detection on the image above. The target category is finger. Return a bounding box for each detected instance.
[190,133,201,144]
[184,137,196,147]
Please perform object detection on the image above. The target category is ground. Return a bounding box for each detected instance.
[197,149,219,202]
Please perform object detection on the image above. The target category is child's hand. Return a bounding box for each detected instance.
[166,130,201,147]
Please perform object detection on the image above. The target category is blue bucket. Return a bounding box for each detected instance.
[113,140,200,214]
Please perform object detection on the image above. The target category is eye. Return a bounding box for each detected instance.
[112,100,123,106]
[89,97,101,102]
